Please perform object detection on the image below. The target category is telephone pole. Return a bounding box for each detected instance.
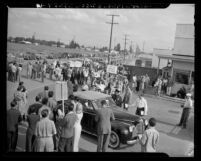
[106,14,119,64]
[123,34,129,61]
[143,41,145,52]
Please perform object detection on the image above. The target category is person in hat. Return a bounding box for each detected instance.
[112,89,123,108]
[177,93,193,129]
[73,103,83,152]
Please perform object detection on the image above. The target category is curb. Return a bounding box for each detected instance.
[144,93,185,104]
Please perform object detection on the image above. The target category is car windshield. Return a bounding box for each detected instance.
[93,97,117,110]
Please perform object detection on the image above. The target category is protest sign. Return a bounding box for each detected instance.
[74,61,82,67]
[107,65,118,74]
[55,81,68,113]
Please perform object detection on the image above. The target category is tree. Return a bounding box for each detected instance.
[114,43,121,52]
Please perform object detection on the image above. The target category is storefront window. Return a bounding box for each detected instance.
[135,60,142,67]
[174,71,189,85]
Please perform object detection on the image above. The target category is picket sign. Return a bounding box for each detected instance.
[55,81,68,113]
[107,65,118,74]
[68,61,82,67]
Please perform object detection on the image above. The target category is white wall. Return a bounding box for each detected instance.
[152,48,172,69]
[173,24,194,56]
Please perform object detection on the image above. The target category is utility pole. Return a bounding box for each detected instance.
[123,34,129,61]
[106,14,119,64]
[143,41,145,52]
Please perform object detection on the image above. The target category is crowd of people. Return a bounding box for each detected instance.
[7,61,23,83]
[7,84,85,152]
[7,58,194,154]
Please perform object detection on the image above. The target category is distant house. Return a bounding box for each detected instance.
[52,44,57,47]
[20,41,32,44]
[60,45,66,48]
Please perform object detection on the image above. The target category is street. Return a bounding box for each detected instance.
[7,70,194,156]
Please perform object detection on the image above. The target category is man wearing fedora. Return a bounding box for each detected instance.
[177,93,193,129]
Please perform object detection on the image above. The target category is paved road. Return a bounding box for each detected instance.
[7,71,194,156]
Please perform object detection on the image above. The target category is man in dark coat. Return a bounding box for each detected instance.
[25,106,40,152]
[7,100,22,152]
[27,95,43,115]
[112,89,123,107]
[58,103,77,152]
[95,100,115,152]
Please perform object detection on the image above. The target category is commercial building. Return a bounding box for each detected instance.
[156,24,194,94]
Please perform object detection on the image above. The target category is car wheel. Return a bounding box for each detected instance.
[109,131,120,149]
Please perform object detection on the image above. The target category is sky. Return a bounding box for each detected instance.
[7,4,194,53]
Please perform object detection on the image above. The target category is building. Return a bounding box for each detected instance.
[156,24,194,94]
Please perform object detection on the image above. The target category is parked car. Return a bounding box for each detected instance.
[56,91,147,149]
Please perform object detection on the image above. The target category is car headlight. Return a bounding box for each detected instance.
[129,125,135,132]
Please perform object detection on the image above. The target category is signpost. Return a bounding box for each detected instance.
[55,81,68,113]
[106,64,118,74]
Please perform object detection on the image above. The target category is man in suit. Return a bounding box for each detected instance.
[95,100,115,152]
[27,95,42,115]
[112,89,123,107]
[7,100,23,152]
[58,103,77,152]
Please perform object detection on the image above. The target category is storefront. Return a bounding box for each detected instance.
[156,54,194,94]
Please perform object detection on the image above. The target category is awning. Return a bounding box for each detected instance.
[156,54,194,63]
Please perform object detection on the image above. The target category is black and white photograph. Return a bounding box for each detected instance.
[6,3,194,157]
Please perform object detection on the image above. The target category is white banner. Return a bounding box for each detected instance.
[55,81,68,101]
[74,61,82,67]
[107,65,118,74]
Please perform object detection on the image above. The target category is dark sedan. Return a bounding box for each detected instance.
[72,91,147,149]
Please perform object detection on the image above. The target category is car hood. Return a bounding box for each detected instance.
[110,106,141,124]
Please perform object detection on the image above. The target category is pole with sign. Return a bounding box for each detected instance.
[55,81,68,114]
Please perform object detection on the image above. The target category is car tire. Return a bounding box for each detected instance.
[109,131,120,149]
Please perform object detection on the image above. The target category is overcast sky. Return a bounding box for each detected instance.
[7,4,194,52]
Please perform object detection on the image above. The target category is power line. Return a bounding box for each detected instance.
[106,14,119,64]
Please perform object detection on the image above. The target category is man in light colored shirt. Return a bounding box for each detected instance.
[177,93,193,129]
[138,117,159,152]
[133,93,148,116]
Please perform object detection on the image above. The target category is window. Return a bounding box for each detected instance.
[174,70,189,85]
[135,60,142,67]
[145,61,152,68]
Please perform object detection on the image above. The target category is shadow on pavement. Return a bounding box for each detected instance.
[165,126,193,142]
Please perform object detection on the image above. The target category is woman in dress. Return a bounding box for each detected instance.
[73,103,83,152]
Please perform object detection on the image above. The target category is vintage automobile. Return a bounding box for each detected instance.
[71,91,147,149]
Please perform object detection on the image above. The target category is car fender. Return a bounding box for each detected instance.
[111,120,131,135]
